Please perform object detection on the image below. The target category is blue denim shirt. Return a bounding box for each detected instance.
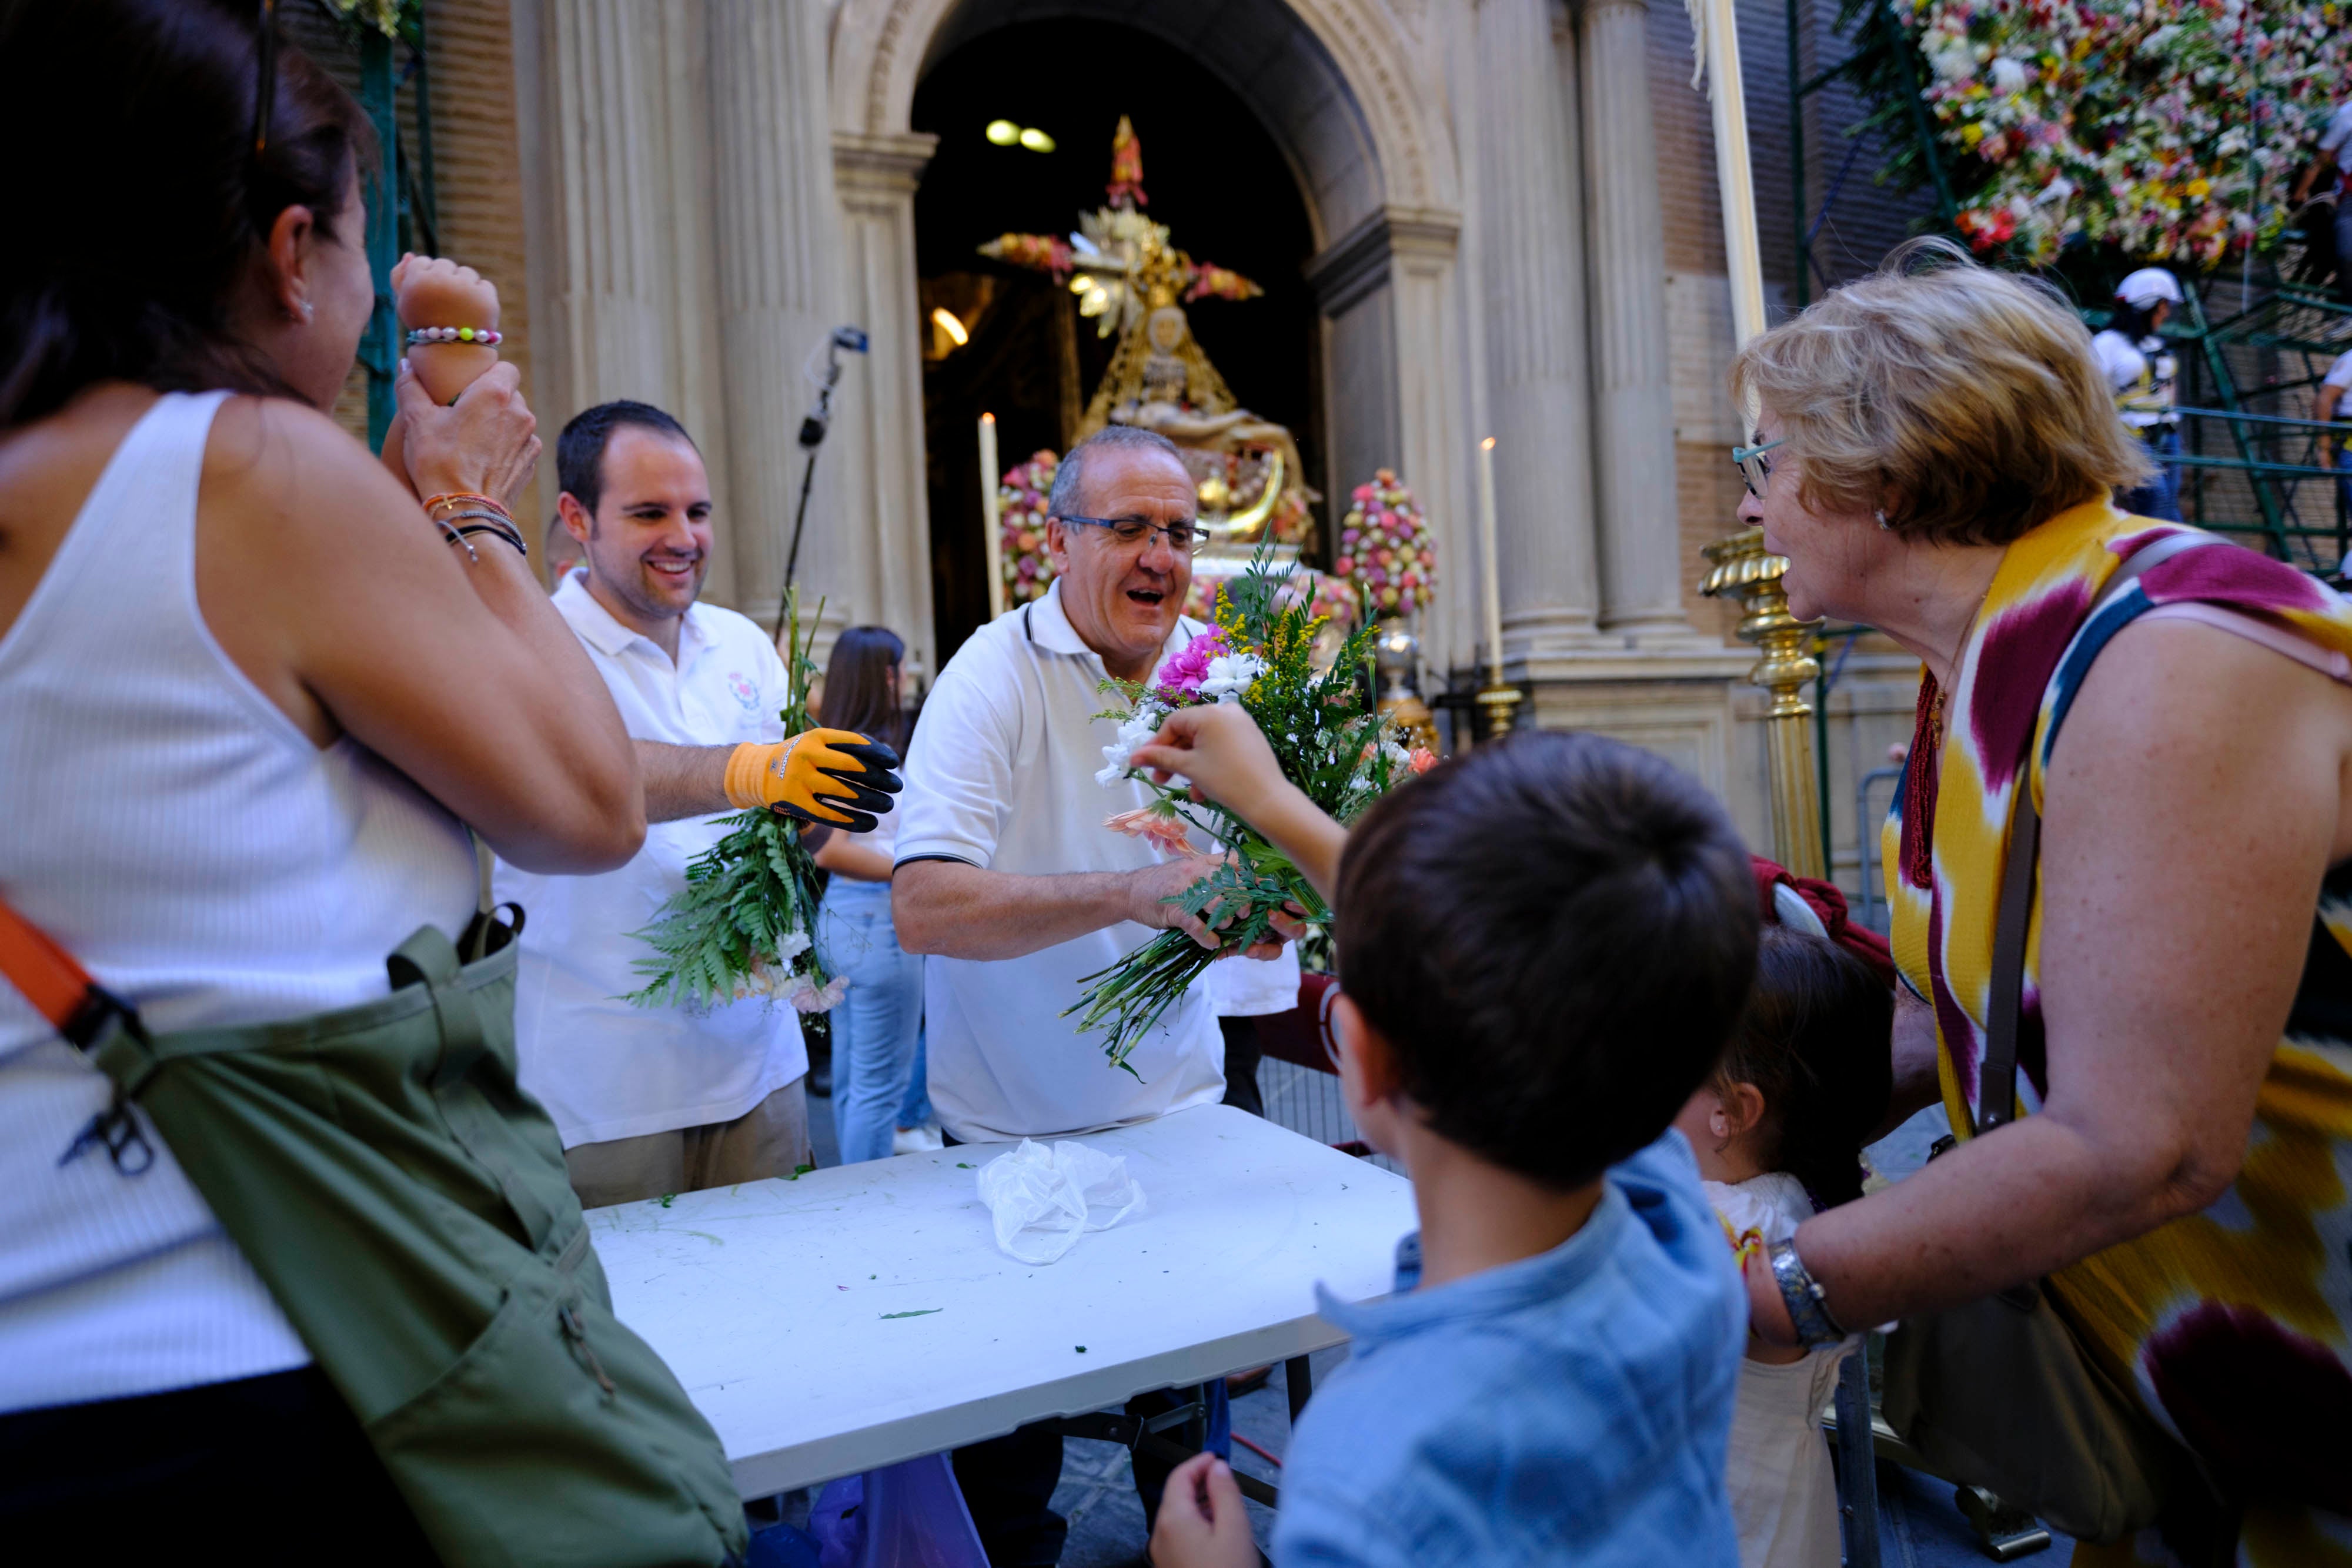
[1271,1133,1746,1567]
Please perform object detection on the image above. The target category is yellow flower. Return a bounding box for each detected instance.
[1962,122,1987,147]
[2186,178,2210,198]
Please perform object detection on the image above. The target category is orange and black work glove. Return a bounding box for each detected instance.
[723,729,903,832]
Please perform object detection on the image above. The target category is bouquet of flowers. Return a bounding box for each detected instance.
[625,589,847,1014]
[1072,549,1436,1074]
[1890,0,2351,268]
[1000,450,1060,607]
[1334,470,1436,618]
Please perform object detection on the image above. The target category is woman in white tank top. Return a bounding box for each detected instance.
[0,2,643,1553]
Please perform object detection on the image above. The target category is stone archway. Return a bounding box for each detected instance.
[827,0,1476,668]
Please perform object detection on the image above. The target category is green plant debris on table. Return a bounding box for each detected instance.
[880,1309,944,1320]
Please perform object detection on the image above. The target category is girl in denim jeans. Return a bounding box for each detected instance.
[812,627,924,1164]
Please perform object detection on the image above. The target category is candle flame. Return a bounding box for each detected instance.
[980,411,995,426]
[1481,436,1496,450]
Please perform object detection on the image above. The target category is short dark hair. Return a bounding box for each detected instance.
[1716,925,1893,1209]
[0,0,378,429]
[1047,424,1188,520]
[557,399,696,519]
[1335,732,1759,1191]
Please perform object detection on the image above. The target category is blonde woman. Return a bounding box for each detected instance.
[1736,242,2352,1564]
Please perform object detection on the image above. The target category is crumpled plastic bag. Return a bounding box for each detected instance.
[973,1138,1147,1264]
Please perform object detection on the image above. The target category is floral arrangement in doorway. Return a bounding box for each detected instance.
[1074,549,1434,1074]
[625,589,845,1015]
[1334,469,1436,618]
[999,449,1060,607]
[1902,0,2351,267]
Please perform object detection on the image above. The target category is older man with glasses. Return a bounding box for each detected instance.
[891,423,1279,1563]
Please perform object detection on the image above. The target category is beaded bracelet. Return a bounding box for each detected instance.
[1768,1239,1849,1351]
[406,326,502,346]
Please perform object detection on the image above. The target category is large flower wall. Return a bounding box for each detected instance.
[1908,0,2349,267]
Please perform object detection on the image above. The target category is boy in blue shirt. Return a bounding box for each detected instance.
[1137,721,1759,1568]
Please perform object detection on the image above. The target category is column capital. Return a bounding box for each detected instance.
[831,131,938,196]
[1304,205,1461,315]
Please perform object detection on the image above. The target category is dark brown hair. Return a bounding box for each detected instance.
[1715,925,1894,1209]
[0,0,377,429]
[1335,731,1759,1192]
[818,626,908,751]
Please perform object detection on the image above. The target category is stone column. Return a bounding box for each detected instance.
[1578,0,1688,640]
[531,0,733,600]
[537,0,676,417]
[707,0,841,633]
[833,132,940,683]
[1476,0,1603,663]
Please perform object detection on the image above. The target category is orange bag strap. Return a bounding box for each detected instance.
[0,894,154,1171]
[0,894,115,1039]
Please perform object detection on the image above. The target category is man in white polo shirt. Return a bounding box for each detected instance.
[497,400,898,1209]
[891,425,1265,1142]
[893,424,1280,1564]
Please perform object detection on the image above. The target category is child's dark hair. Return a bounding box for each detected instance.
[1336,731,1759,1191]
[1718,924,1893,1208]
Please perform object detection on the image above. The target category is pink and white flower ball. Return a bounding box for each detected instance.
[1334,469,1436,619]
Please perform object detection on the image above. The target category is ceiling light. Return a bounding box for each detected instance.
[931,307,969,346]
[1018,127,1055,153]
[985,119,1020,145]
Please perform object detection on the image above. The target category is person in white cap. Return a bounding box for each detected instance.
[2315,347,2352,527]
[2090,268,2184,520]
[2291,96,2352,300]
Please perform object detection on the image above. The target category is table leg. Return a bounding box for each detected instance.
[1285,1355,1313,1426]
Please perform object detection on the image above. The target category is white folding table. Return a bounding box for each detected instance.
[588,1102,1415,1498]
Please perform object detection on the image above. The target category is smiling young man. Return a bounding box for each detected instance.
[495,400,898,1209]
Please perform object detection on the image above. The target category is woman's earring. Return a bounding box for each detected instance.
[1875,508,1891,530]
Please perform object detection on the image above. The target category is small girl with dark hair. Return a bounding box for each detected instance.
[811,626,930,1161]
[1672,923,1893,1568]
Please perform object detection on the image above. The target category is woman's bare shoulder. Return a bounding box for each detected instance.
[203,394,419,533]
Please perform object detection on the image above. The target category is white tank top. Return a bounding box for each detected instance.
[0,391,478,1412]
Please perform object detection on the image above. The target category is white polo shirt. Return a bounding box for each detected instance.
[494,572,807,1148]
[894,581,1226,1142]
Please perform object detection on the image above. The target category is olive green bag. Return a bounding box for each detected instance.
[8,888,747,1567]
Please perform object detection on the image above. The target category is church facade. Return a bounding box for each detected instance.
[329,0,1933,891]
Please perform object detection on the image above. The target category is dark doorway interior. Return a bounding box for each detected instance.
[912,18,1323,666]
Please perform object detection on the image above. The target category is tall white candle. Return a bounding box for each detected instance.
[979,412,1005,620]
[1476,436,1504,683]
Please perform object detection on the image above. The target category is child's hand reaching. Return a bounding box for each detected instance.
[1130,704,1348,904]
[1149,1453,1261,1568]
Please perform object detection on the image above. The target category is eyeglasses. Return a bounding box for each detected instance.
[1057,514,1210,554]
[252,0,279,157]
[1730,437,1785,499]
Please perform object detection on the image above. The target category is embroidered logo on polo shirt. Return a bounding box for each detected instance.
[727,672,759,711]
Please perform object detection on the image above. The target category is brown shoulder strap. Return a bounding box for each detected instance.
[1976,529,2222,1134]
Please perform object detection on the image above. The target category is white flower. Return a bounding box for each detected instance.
[774,930,811,962]
[786,973,850,1014]
[1989,56,2027,94]
[1097,711,1161,785]
[1198,652,1265,704]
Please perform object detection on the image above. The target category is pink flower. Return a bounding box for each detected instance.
[1151,627,1230,703]
[1334,556,1354,575]
[1104,806,1200,858]
[1408,747,1439,775]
